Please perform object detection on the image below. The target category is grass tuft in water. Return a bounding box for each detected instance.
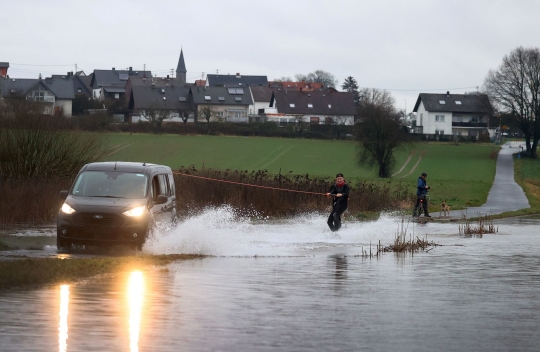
[458,214,498,236]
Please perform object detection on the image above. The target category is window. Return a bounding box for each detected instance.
[158,175,169,196]
[471,116,479,123]
[328,104,332,108]
[179,96,187,102]
[435,115,445,122]
[227,88,244,95]
[218,96,225,101]
[435,130,444,135]
[167,174,175,196]
[204,96,211,101]
[307,103,313,108]
[289,104,295,108]
[439,100,446,104]
[235,97,242,102]
[455,100,462,105]
[77,88,82,93]
[217,111,224,117]
[114,93,119,99]
[310,117,320,124]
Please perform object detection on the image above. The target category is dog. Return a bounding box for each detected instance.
[440,200,450,217]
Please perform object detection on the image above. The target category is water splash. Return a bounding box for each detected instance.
[144,206,411,256]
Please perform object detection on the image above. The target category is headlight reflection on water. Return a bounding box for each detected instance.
[58,285,69,352]
[128,271,145,352]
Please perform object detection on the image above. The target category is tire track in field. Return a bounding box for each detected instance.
[260,146,295,169]
[392,150,416,177]
[106,143,136,156]
[400,150,426,178]
[252,145,285,168]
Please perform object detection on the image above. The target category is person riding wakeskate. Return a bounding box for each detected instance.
[326,173,350,231]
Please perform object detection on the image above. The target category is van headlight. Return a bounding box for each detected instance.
[123,206,146,217]
[61,203,76,214]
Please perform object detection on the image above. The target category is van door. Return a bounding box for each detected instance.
[158,173,175,220]
[150,173,166,223]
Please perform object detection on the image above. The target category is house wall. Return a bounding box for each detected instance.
[133,111,194,123]
[251,101,271,115]
[266,114,354,125]
[416,102,452,135]
[197,105,249,122]
[55,99,72,117]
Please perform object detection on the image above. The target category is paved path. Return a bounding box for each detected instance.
[445,141,530,218]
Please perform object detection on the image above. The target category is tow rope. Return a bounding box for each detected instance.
[172,171,328,196]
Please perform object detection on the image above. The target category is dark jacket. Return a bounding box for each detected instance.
[417,177,428,196]
[329,183,350,207]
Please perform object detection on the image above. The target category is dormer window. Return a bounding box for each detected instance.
[290,104,295,108]
[204,96,211,101]
[307,103,313,108]
[439,100,446,104]
[455,101,462,105]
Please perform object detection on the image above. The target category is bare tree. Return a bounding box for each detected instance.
[355,89,409,178]
[200,105,218,133]
[484,46,540,157]
[293,115,307,136]
[142,105,171,133]
[272,77,293,82]
[178,108,194,124]
[295,70,338,88]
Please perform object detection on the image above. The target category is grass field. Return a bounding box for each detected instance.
[100,133,500,209]
[514,156,540,211]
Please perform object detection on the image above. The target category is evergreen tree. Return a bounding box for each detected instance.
[341,76,361,108]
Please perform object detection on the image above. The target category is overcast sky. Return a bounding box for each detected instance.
[3,0,540,113]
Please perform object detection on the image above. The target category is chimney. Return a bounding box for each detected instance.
[112,67,115,71]
[236,72,241,78]
[129,67,132,73]
[167,75,170,80]
[446,91,450,97]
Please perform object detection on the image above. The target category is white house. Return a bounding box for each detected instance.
[0,77,75,116]
[413,92,494,139]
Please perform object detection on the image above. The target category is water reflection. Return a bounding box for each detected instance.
[330,255,348,282]
[58,285,69,352]
[127,271,144,352]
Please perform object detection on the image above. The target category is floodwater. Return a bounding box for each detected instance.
[1,207,540,351]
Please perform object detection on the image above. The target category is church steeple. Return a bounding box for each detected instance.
[176,49,187,84]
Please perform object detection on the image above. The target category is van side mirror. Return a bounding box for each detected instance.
[60,190,69,199]
[156,195,168,205]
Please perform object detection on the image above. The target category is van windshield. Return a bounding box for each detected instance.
[71,171,148,198]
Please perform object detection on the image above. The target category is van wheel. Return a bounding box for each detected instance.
[56,236,70,251]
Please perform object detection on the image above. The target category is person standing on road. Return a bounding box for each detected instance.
[326,173,350,231]
[413,172,431,217]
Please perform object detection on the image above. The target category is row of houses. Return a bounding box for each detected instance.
[1,52,499,139]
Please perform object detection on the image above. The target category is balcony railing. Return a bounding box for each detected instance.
[26,96,55,103]
[452,121,487,128]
